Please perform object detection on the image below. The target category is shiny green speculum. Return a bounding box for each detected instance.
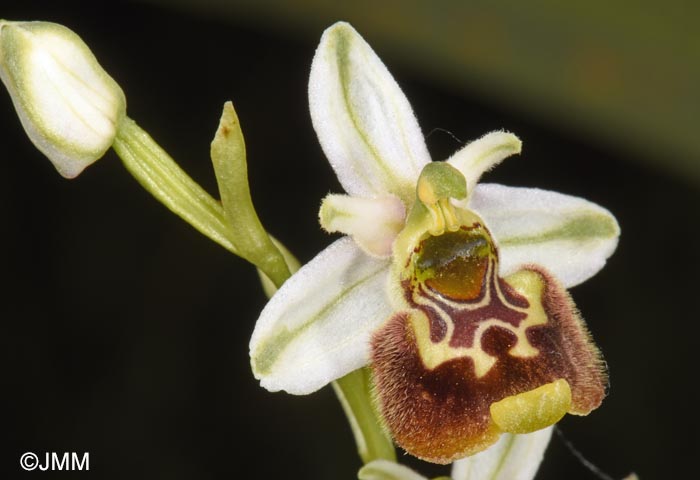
[413,225,496,302]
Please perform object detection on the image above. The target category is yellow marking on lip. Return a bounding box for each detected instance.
[409,308,497,376]
[409,267,548,377]
[490,378,572,434]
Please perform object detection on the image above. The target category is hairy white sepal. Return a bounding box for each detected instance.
[452,427,553,480]
[470,184,620,288]
[309,22,430,203]
[250,237,392,394]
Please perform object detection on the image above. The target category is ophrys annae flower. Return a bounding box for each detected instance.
[250,22,619,465]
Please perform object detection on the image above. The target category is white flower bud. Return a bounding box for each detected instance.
[0,20,126,178]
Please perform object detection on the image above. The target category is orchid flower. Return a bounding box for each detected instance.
[249,21,619,466]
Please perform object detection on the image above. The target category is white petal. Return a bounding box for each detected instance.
[469,184,620,288]
[309,22,431,203]
[319,194,406,257]
[451,428,553,480]
[358,460,429,480]
[249,237,393,395]
[447,131,521,197]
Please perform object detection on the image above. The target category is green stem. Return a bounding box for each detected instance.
[113,117,238,254]
[333,368,396,464]
[115,114,394,467]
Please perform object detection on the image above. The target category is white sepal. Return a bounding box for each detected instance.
[451,427,553,480]
[469,184,620,288]
[309,22,431,203]
[250,237,392,394]
[358,460,429,480]
[320,194,406,257]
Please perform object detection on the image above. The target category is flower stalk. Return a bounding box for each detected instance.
[114,107,291,289]
[113,117,239,255]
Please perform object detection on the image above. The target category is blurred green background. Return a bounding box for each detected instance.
[1,1,697,479]
[142,0,700,183]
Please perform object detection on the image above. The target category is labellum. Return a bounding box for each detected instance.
[371,196,607,464]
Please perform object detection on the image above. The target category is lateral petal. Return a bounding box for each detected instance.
[250,237,392,395]
[447,131,522,197]
[319,194,406,258]
[309,22,431,203]
[469,184,620,288]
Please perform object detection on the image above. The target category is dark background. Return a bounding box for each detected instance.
[2,1,698,479]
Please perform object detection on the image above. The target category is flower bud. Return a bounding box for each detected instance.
[0,20,126,178]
